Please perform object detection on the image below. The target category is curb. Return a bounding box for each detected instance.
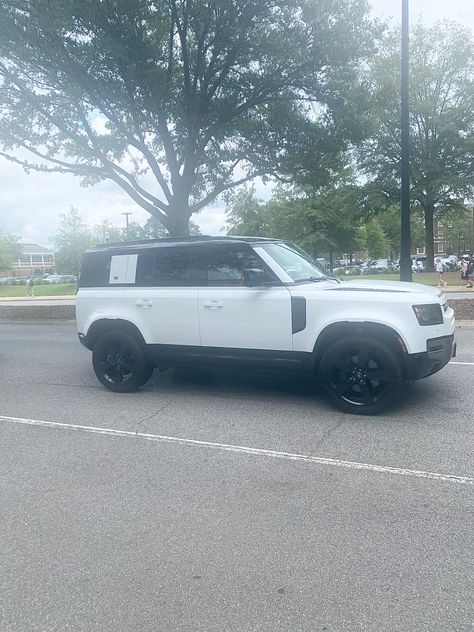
[455,321,474,329]
[0,295,75,302]
[0,304,75,321]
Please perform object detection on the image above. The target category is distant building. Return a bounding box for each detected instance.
[11,243,55,277]
[412,202,474,258]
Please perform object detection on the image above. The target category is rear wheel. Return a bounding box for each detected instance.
[318,336,402,415]
[92,331,153,392]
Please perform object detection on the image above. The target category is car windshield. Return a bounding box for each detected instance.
[259,243,327,283]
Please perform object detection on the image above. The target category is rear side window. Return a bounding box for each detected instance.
[136,247,205,286]
[79,252,111,287]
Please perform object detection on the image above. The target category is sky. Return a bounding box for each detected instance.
[0,0,473,246]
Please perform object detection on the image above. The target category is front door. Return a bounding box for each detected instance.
[198,244,292,351]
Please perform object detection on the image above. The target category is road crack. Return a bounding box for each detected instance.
[134,400,173,435]
[313,415,346,448]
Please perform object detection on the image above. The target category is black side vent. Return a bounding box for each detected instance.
[291,297,306,334]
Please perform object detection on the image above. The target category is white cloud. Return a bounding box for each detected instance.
[370,0,474,26]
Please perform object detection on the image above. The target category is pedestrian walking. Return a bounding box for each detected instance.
[26,276,35,297]
[435,257,447,287]
[467,256,474,289]
[460,256,470,288]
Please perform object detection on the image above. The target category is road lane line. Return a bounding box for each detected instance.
[1,414,473,486]
[450,361,474,366]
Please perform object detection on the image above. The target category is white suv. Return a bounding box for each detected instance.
[76,237,456,414]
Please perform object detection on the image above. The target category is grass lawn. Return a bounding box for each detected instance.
[338,271,463,286]
[0,283,76,297]
[0,272,466,295]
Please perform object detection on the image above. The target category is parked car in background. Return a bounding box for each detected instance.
[369,259,393,272]
[415,256,453,272]
[442,256,459,270]
[45,274,77,284]
[414,256,427,271]
[341,265,363,275]
[0,276,29,285]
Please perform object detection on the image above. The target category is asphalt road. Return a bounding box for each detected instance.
[0,323,473,632]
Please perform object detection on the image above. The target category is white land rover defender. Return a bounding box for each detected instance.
[76,237,456,415]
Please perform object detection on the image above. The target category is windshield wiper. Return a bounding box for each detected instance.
[294,276,328,283]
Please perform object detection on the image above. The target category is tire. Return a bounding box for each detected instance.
[318,335,402,415]
[92,331,153,393]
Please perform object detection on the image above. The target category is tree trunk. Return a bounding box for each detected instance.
[329,250,334,272]
[165,204,191,237]
[424,203,435,272]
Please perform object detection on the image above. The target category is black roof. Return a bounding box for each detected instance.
[85,235,281,254]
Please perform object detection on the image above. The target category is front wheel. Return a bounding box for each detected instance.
[92,331,153,393]
[318,336,402,415]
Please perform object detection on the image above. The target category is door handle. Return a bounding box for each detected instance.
[203,300,223,310]
[136,299,153,309]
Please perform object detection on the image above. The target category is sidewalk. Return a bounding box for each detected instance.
[0,295,75,302]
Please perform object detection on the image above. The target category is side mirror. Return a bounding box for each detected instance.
[242,268,266,287]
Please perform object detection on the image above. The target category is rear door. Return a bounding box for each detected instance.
[198,244,292,351]
[134,246,203,345]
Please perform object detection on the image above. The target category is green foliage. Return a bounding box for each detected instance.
[0,0,378,235]
[225,183,365,261]
[50,207,201,274]
[375,206,425,259]
[361,20,474,268]
[50,208,96,274]
[0,229,21,272]
[125,216,200,240]
[225,186,274,237]
[92,220,123,244]
[357,220,389,259]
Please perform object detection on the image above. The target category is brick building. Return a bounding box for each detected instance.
[10,243,55,277]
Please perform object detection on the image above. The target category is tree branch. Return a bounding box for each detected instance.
[190,171,264,212]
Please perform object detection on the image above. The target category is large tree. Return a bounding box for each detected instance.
[0,0,377,235]
[361,21,474,270]
[0,229,21,273]
[226,183,364,267]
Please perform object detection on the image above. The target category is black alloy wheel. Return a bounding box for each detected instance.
[319,336,402,415]
[92,332,153,392]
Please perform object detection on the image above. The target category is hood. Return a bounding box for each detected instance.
[330,279,444,299]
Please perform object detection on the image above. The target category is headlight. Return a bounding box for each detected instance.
[412,304,443,326]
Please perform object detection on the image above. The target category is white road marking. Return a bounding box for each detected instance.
[450,361,474,366]
[1,414,473,486]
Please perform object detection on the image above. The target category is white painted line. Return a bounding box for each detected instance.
[1,415,473,486]
[450,361,474,366]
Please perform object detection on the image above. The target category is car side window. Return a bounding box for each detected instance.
[136,247,205,287]
[79,252,111,287]
[203,245,274,286]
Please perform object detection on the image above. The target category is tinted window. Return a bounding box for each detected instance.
[203,245,273,286]
[136,247,205,287]
[79,252,111,287]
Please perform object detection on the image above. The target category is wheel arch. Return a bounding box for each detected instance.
[85,318,146,350]
[313,321,407,372]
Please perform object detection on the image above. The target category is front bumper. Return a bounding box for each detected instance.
[405,334,456,380]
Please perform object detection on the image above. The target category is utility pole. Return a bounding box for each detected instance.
[121,212,132,241]
[399,0,412,282]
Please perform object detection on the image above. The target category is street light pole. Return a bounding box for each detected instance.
[121,212,132,240]
[399,0,412,282]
